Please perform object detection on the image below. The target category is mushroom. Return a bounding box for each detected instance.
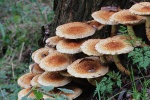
[39,51,72,71]
[59,70,72,77]
[31,47,50,64]
[45,36,64,48]
[80,39,107,63]
[56,39,85,54]
[18,88,35,100]
[67,57,109,78]
[29,63,44,74]
[110,10,145,42]
[87,20,105,30]
[30,74,41,87]
[95,37,134,75]
[91,7,120,36]
[129,2,150,41]
[56,22,96,39]
[17,73,35,88]
[37,72,72,87]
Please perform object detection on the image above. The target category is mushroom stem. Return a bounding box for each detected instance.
[111,25,117,36]
[99,55,107,64]
[146,17,150,41]
[127,26,137,40]
[112,55,130,75]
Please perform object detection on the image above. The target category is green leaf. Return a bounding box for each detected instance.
[57,88,74,94]
[41,85,54,92]
[33,90,43,100]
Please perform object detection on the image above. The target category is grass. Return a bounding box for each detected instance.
[0,0,54,99]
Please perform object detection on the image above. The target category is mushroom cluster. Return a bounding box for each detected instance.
[18,2,150,100]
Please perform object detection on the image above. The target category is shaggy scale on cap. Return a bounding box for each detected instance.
[67,57,109,78]
[56,22,96,39]
[110,10,145,25]
[18,73,35,88]
[39,51,72,71]
[38,72,71,87]
[95,37,134,55]
[29,63,44,74]
[18,88,35,100]
[81,39,101,56]
[56,39,84,54]
[45,36,64,47]
[129,2,150,15]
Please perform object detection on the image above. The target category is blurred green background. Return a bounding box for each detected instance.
[0,0,54,99]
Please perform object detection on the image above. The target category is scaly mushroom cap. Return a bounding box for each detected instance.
[18,73,35,88]
[81,39,101,56]
[91,10,118,25]
[129,2,150,15]
[56,22,96,39]
[33,48,50,64]
[31,74,41,87]
[95,37,134,55]
[45,36,64,47]
[56,39,84,54]
[29,63,44,74]
[39,51,72,71]
[67,57,109,78]
[18,88,35,99]
[110,10,145,25]
[38,72,71,87]
[87,20,105,30]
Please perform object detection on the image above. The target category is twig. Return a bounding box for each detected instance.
[11,62,15,79]
[19,42,25,61]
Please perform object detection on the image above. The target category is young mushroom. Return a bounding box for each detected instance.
[29,63,44,74]
[30,74,41,87]
[38,72,72,87]
[95,37,134,75]
[87,20,105,30]
[129,2,150,41]
[18,88,35,100]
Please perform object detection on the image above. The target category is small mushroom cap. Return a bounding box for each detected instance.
[129,2,150,15]
[18,88,35,99]
[95,37,134,55]
[39,51,72,71]
[38,72,71,87]
[110,10,145,25]
[67,57,109,78]
[31,74,41,87]
[91,10,118,25]
[81,39,101,56]
[56,39,84,54]
[59,70,72,77]
[33,48,50,64]
[45,36,64,47]
[56,22,96,39]
[29,63,44,74]
[18,73,35,88]
[87,20,105,30]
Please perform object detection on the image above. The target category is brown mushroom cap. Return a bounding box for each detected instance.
[18,88,35,99]
[110,10,145,25]
[59,70,72,77]
[18,73,35,88]
[56,22,96,39]
[67,57,109,78]
[39,51,72,71]
[38,72,71,87]
[31,74,41,87]
[95,37,134,55]
[87,20,105,30]
[33,48,50,64]
[91,10,118,25]
[81,39,101,56]
[56,39,84,54]
[129,2,150,15]
[29,63,44,74]
[45,36,64,47]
